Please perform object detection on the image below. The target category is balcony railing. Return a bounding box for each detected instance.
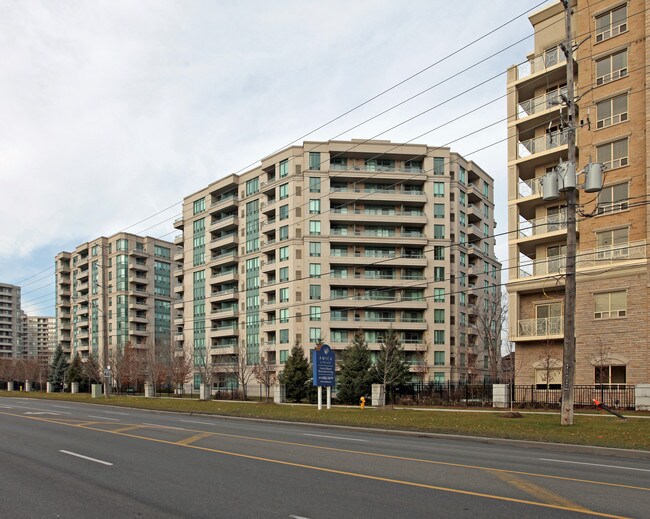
[518,129,568,158]
[518,213,567,238]
[578,241,646,269]
[518,316,563,337]
[518,87,569,119]
[516,44,567,80]
[517,176,543,199]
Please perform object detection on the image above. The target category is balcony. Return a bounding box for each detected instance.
[173,217,184,230]
[577,241,646,270]
[210,193,237,209]
[511,44,570,91]
[211,269,238,283]
[210,232,238,248]
[210,250,238,266]
[210,215,238,232]
[173,248,184,262]
[517,129,567,160]
[517,256,566,279]
[174,234,183,245]
[517,214,569,256]
[517,316,563,340]
[208,288,238,302]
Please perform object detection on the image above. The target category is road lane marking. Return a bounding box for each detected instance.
[51,405,71,409]
[180,419,216,426]
[25,411,61,416]
[176,432,215,446]
[491,470,591,512]
[304,434,368,442]
[59,450,113,466]
[2,409,648,494]
[540,459,650,473]
[110,425,146,433]
[102,411,129,416]
[88,415,120,421]
[143,423,190,431]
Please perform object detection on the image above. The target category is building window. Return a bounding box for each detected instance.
[308,199,321,215]
[280,329,289,344]
[279,246,289,261]
[434,267,445,281]
[279,183,289,200]
[434,225,445,239]
[279,225,289,241]
[309,242,321,257]
[434,351,445,366]
[433,288,444,302]
[483,181,489,198]
[309,328,321,343]
[597,138,628,171]
[279,159,289,178]
[434,182,445,197]
[434,203,445,218]
[434,246,445,261]
[597,94,628,129]
[459,232,466,245]
[595,365,626,385]
[459,191,466,207]
[596,227,628,259]
[310,306,321,321]
[309,152,321,170]
[309,177,321,193]
[279,288,289,303]
[280,350,289,363]
[434,309,445,324]
[458,166,466,185]
[433,330,445,345]
[595,4,627,43]
[309,263,321,278]
[433,157,445,175]
[309,221,321,236]
[279,204,289,220]
[279,308,289,324]
[279,267,289,282]
[193,198,205,214]
[483,223,489,237]
[459,212,466,226]
[596,49,628,86]
[309,284,321,300]
[594,290,626,319]
[597,182,628,214]
[245,178,259,196]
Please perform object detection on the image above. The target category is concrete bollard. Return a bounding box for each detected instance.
[25,381,32,392]
[46,382,53,393]
[273,384,286,404]
[144,383,155,398]
[371,384,385,407]
[71,382,79,394]
[199,383,210,401]
[7,381,14,392]
[492,384,510,408]
[91,384,103,398]
[636,384,650,411]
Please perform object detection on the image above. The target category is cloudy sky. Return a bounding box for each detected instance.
[1,0,554,316]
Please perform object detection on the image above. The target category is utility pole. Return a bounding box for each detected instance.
[101,305,110,399]
[560,0,576,426]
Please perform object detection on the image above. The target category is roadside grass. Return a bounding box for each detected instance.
[2,391,648,451]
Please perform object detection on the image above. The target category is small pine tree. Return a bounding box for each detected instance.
[370,328,410,396]
[278,342,311,402]
[337,331,373,405]
[49,343,68,389]
[65,353,84,385]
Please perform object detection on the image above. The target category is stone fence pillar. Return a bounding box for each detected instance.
[371,384,385,407]
[492,384,510,408]
[273,384,286,404]
[635,384,650,411]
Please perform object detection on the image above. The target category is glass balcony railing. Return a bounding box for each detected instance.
[518,129,568,158]
[518,213,567,238]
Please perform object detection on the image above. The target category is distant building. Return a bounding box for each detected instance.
[174,139,502,389]
[55,233,175,365]
[0,283,23,359]
[23,315,56,362]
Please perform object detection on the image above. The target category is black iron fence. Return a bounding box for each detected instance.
[512,384,636,410]
[389,382,493,407]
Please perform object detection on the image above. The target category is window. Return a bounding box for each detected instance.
[310,306,321,321]
[434,309,445,324]
[309,284,321,300]
[458,166,466,185]
[280,350,289,363]
[279,266,289,282]
[433,351,445,366]
[434,225,445,239]
[434,182,445,197]
[280,329,289,344]
[279,308,289,323]
[116,238,129,251]
[309,152,321,171]
[434,267,445,282]
[309,242,321,257]
[193,198,205,214]
[279,204,289,220]
[309,328,322,343]
[433,330,445,345]
[596,227,628,259]
[434,203,445,218]
[459,191,466,207]
[597,139,628,170]
[483,223,489,237]
[309,263,321,278]
[309,221,321,235]
[483,205,489,218]
[433,157,445,175]
[309,177,321,193]
[279,246,289,261]
[595,4,627,43]
[459,232,466,245]
[309,199,321,214]
[598,182,628,214]
[594,290,626,319]
[245,178,259,196]
[279,183,289,200]
[595,365,626,385]
[459,251,465,266]
[596,50,628,85]
[597,94,628,129]
[434,246,445,261]
[433,288,444,302]
[459,212,466,226]
[279,288,289,303]
[279,159,288,178]
[278,225,289,241]
[330,157,346,170]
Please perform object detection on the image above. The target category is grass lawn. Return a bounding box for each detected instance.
[2,391,648,451]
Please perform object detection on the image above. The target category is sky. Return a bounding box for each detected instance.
[0,0,555,316]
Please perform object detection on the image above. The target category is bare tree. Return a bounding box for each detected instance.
[474,292,507,383]
[193,343,216,399]
[169,342,193,396]
[411,333,430,384]
[143,339,169,393]
[110,342,145,394]
[216,342,256,400]
[252,347,277,401]
[82,353,102,388]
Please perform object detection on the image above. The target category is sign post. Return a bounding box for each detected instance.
[312,344,335,411]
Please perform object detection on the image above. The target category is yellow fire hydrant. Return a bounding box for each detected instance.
[360,396,366,409]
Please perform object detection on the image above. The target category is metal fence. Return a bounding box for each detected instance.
[512,385,636,410]
[390,383,494,407]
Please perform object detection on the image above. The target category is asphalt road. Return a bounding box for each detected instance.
[0,397,648,519]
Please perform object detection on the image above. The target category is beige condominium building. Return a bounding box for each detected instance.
[174,139,501,389]
[507,0,649,387]
[23,315,56,362]
[55,233,175,364]
[0,282,23,359]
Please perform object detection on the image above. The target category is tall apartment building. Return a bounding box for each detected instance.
[174,139,501,388]
[55,233,175,364]
[0,283,23,358]
[507,1,649,386]
[23,315,56,361]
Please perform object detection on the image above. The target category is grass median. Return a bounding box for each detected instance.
[2,391,648,451]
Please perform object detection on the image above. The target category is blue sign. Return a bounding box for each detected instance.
[312,343,335,387]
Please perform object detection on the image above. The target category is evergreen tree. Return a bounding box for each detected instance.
[278,342,311,402]
[49,343,68,389]
[370,328,410,393]
[337,331,373,404]
[65,353,84,385]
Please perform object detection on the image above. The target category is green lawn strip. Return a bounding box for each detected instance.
[2,392,648,451]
